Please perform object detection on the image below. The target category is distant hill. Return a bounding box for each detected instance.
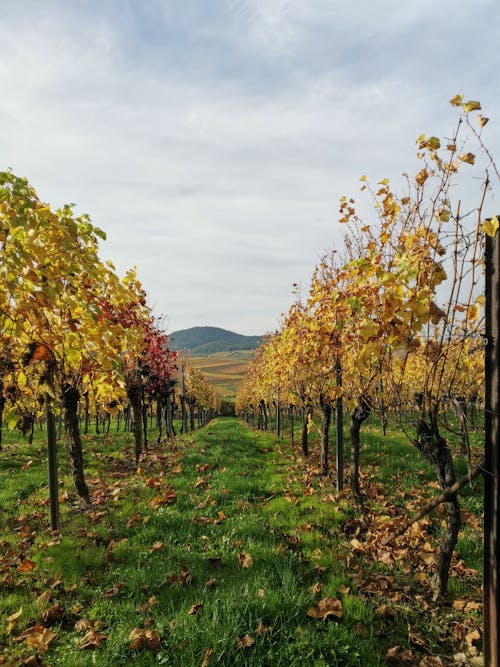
[169,326,263,354]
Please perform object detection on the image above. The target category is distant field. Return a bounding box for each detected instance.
[190,350,253,397]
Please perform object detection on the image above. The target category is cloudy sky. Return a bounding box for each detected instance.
[1,1,499,335]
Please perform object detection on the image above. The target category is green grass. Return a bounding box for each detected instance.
[0,415,484,665]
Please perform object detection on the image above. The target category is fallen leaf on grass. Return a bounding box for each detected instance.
[237,552,253,568]
[17,559,36,573]
[465,629,481,649]
[188,603,203,616]
[452,599,482,613]
[255,622,272,636]
[146,476,163,489]
[138,596,159,614]
[307,598,343,621]
[79,629,108,649]
[193,516,214,526]
[35,590,52,607]
[148,541,164,552]
[235,634,255,648]
[6,607,23,635]
[14,626,58,653]
[129,627,161,651]
[386,646,415,663]
[148,489,176,508]
[309,583,323,596]
[167,566,191,586]
[42,602,65,624]
[353,622,369,638]
[201,648,214,666]
[102,582,123,598]
[75,619,95,633]
[204,578,217,588]
[195,496,211,510]
[419,657,443,666]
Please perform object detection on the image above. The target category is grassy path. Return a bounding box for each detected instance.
[1,417,384,666]
[1,417,483,665]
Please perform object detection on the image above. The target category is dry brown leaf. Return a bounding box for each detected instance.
[255,622,272,636]
[42,602,65,624]
[6,607,23,635]
[35,590,52,607]
[465,629,481,648]
[148,541,164,552]
[148,490,176,508]
[235,634,255,649]
[237,552,253,568]
[195,496,211,510]
[205,578,217,588]
[419,657,443,666]
[307,597,343,621]
[16,626,58,653]
[201,648,214,666]
[79,629,108,649]
[188,603,203,616]
[102,582,123,598]
[309,582,323,596]
[75,619,94,633]
[129,627,161,651]
[17,560,36,574]
[353,623,369,638]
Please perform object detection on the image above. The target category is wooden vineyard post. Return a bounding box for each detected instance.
[336,358,344,492]
[46,359,60,531]
[180,363,188,434]
[484,229,500,665]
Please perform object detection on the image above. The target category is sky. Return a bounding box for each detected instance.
[1,0,499,336]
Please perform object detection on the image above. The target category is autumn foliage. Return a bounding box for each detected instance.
[237,96,497,597]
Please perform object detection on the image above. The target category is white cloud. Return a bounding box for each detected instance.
[0,0,499,336]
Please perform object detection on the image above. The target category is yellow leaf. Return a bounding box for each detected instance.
[7,408,18,430]
[482,216,499,237]
[450,93,463,107]
[466,304,479,322]
[459,152,475,165]
[435,208,450,223]
[478,114,489,128]
[415,169,428,186]
[462,100,481,113]
[427,136,441,150]
[476,294,486,306]
[359,321,377,341]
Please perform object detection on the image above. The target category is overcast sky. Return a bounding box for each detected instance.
[1,1,499,335]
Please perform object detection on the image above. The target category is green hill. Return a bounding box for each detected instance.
[169,326,263,354]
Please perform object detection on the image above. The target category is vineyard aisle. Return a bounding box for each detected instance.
[1,418,482,665]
